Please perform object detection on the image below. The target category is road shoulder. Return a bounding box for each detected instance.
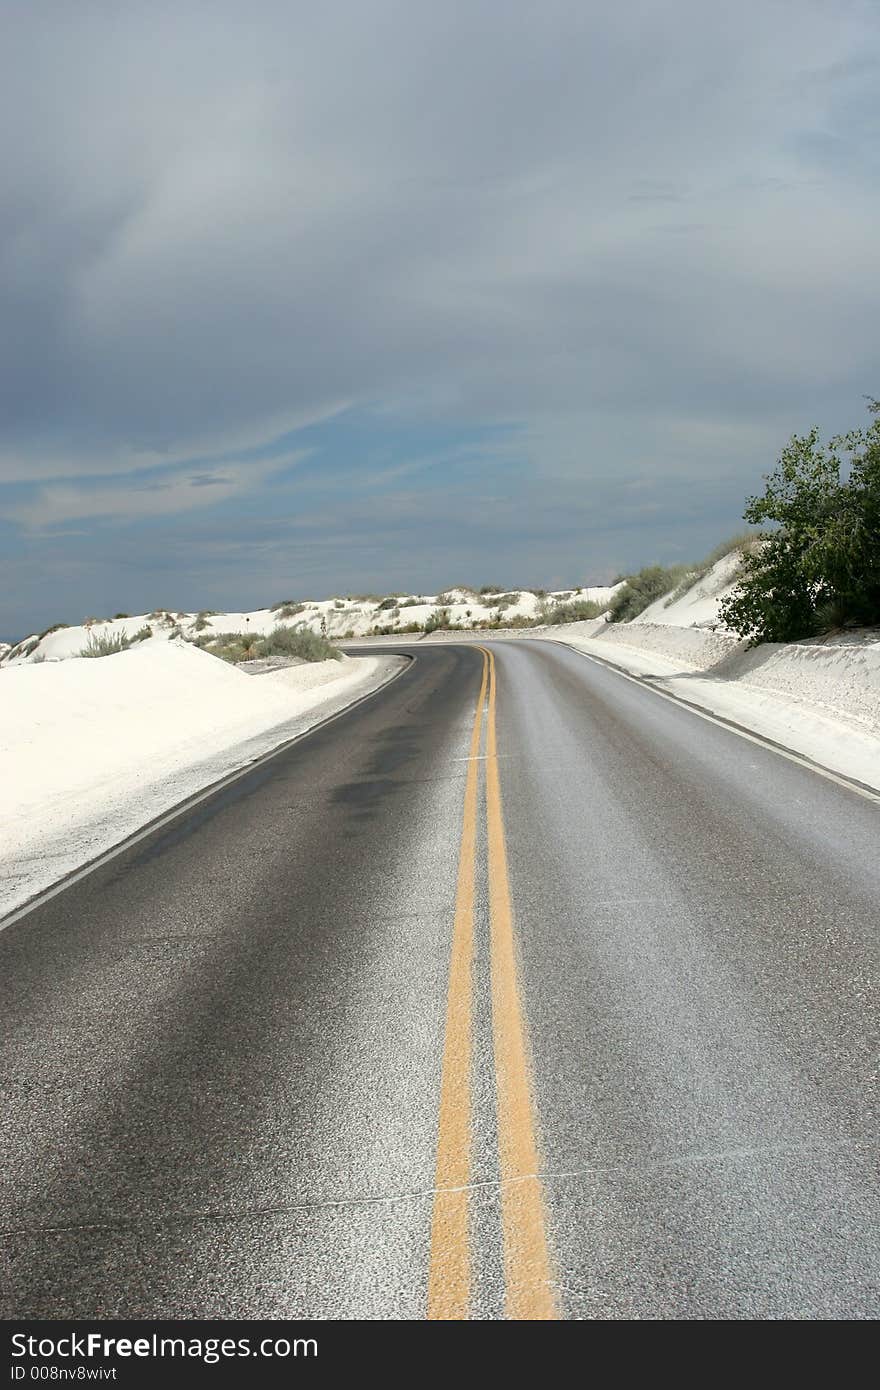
[1,653,407,923]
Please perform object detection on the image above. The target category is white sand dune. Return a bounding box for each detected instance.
[632,550,746,628]
[2,582,624,666]
[0,640,398,918]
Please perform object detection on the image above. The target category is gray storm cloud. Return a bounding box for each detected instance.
[1,0,877,494]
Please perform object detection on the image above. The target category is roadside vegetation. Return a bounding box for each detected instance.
[196,625,341,664]
[720,399,880,644]
[79,630,133,657]
[541,597,603,625]
[608,565,692,622]
[78,626,154,658]
[604,399,880,646]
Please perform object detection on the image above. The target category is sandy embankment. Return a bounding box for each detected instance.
[551,621,880,794]
[0,641,403,919]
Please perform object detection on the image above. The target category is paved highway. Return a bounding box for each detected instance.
[1,641,877,1318]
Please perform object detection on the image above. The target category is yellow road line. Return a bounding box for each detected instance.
[485,647,558,1320]
[427,647,489,1319]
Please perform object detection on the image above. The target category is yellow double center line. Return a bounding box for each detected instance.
[428,647,557,1320]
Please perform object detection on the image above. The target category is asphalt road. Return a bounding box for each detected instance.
[1,640,877,1319]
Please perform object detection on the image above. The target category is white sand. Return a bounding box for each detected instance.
[633,550,745,628]
[549,618,880,793]
[2,582,624,666]
[0,641,398,918]
[562,633,880,792]
[530,546,880,793]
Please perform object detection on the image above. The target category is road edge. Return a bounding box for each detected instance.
[546,638,880,806]
[0,653,413,933]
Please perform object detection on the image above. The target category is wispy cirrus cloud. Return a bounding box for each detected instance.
[7,452,309,529]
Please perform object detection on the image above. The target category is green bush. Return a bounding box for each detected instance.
[423,607,452,633]
[608,565,691,622]
[79,631,132,658]
[258,625,340,662]
[542,598,603,625]
[199,626,340,663]
[437,587,477,604]
[720,401,880,644]
[491,612,536,629]
[196,630,262,662]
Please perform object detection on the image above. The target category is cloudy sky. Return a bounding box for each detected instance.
[2,1,878,636]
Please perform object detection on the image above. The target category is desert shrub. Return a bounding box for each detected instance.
[377,596,398,610]
[38,622,69,639]
[334,599,345,609]
[480,612,536,629]
[196,630,261,662]
[423,607,452,633]
[133,625,152,642]
[720,402,880,644]
[813,599,850,632]
[272,601,305,619]
[543,598,603,625]
[79,631,132,658]
[113,612,130,620]
[257,625,341,662]
[608,564,691,622]
[438,587,477,603]
[400,598,422,607]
